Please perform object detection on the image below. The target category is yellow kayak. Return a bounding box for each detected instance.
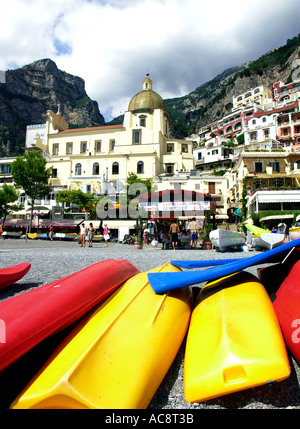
[244,224,270,234]
[11,262,193,409]
[184,271,290,403]
[27,233,37,239]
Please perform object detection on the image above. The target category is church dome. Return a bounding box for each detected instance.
[128,76,167,113]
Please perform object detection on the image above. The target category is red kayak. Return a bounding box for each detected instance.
[0,263,31,290]
[0,259,139,372]
[257,247,300,296]
[273,257,300,363]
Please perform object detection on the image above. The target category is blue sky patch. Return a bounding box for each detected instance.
[54,38,72,56]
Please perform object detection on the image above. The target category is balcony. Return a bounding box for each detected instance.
[278,133,292,141]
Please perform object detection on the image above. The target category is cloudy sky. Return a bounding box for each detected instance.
[0,0,299,122]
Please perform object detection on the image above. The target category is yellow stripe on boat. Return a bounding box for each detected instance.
[184,271,290,403]
[11,262,193,409]
[289,226,300,241]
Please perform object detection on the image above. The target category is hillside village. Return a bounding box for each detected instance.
[1,72,300,237]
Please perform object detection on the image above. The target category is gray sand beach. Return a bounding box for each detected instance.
[0,238,299,410]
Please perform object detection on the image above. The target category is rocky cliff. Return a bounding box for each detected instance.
[0,59,105,156]
[1,35,300,156]
[165,35,300,138]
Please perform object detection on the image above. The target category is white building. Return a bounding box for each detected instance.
[244,112,279,150]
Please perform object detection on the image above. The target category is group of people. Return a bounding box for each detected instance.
[79,223,110,247]
[160,218,201,250]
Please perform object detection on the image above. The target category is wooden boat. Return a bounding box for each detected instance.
[11,263,193,409]
[289,226,300,241]
[0,259,139,372]
[209,229,245,251]
[0,263,31,290]
[252,232,285,250]
[273,258,300,363]
[184,271,290,403]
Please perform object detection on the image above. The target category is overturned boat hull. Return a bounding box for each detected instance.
[209,229,245,251]
[184,272,290,403]
[11,262,193,409]
[0,259,139,372]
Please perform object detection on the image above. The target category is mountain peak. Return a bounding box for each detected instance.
[0,59,105,156]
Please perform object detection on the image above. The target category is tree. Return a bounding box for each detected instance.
[241,178,248,219]
[0,183,21,226]
[56,189,100,218]
[126,172,153,197]
[11,151,53,231]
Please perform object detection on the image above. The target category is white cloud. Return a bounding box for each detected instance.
[0,0,299,121]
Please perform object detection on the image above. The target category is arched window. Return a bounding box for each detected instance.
[93,162,99,175]
[112,162,119,175]
[75,163,82,175]
[137,161,144,174]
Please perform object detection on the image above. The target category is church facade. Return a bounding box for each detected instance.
[28,76,195,196]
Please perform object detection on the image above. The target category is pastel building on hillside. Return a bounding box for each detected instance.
[232,85,273,111]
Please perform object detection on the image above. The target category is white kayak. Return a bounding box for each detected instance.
[252,233,285,250]
[209,229,245,251]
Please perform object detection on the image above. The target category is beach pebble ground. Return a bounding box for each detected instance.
[0,238,299,410]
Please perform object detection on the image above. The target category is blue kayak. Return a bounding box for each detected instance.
[170,259,241,268]
[170,251,288,269]
[148,238,300,294]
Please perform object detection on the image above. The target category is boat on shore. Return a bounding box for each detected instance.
[252,232,285,250]
[11,262,193,409]
[2,231,22,238]
[289,226,300,241]
[244,224,270,235]
[209,229,245,251]
[0,263,31,290]
[0,259,139,372]
[184,271,290,403]
[245,224,284,249]
[273,257,300,363]
[54,233,77,240]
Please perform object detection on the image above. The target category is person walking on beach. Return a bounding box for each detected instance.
[49,224,54,241]
[103,224,110,247]
[188,217,199,248]
[80,223,86,247]
[169,220,180,250]
[234,208,242,224]
[87,223,96,247]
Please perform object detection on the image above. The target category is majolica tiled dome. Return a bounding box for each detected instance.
[128,76,167,113]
